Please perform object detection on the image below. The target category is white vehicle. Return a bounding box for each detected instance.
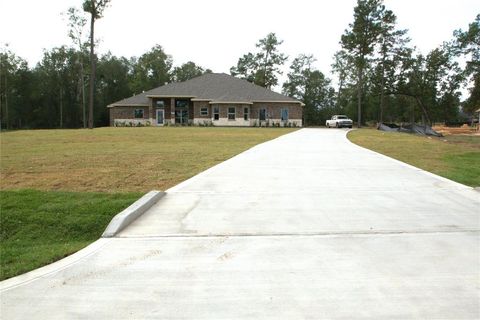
[326,115,353,128]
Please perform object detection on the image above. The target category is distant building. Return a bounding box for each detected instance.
[108,73,303,127]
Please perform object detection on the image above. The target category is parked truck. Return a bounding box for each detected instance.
[325,115,353,128]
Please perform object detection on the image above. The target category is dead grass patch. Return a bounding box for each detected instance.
[1,127,296,192]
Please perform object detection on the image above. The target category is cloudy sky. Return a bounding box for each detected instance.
[1,0,478,87]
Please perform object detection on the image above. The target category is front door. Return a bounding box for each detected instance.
[156,109,164,126]
[259,108,267,121]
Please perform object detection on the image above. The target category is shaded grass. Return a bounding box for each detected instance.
[347,129,480,187]
[1,127,297,192]
[0,189,141,280]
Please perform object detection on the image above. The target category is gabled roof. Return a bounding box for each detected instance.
[108,73,301,107]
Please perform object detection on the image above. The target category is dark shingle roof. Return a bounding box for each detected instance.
[108,73,300,107]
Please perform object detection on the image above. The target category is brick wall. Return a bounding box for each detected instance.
[193,101,211,118]
[251,103,302,120]
[109,106,148,125]
[110,101,303,126]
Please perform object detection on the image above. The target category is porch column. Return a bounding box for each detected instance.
[149,102,154,124]
[170,98,175,124]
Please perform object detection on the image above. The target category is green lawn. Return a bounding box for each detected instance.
[347,129,480,187]
[0,127,296,280]
[0,189,141,280]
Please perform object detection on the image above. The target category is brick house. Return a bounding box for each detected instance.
[108,73,304,127]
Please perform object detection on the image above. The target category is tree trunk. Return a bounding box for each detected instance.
[59,87,63,128]
[263,50,269,88]
[379,58,385,124]
[78,53,86,129]
[357,68,363,128]
[415,96,431,126]
[82,67,86,128]
[5,72,8,130]
[336,77,344,113]
[0,66,3,130]
[88,2,95,129]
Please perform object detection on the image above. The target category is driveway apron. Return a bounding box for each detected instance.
[1,128,479,319]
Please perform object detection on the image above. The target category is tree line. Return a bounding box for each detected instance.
[1,0,478,129]
[230,2,479,127]
[0,1,210,129]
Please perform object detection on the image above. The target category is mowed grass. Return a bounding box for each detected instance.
[347,129,480,187]
[0,127,295,280]
[1,127,297,192]
[0,190,141,280]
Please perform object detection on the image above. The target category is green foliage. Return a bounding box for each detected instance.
[82,0,111,19]
[334,0,466,126]
[453,14,480,115]
[172,61,208,82]
[0,47,32,129]
[0,189,141,280]
[0,42,213,129]
[230,33,287,88]
[283,54,336,125]
[1,3,477,129]
[130,45,173,94]
[341,0,387,126]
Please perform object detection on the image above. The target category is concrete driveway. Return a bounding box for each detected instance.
[2,128,479,319]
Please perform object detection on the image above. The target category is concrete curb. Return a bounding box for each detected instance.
[102,190,165,238]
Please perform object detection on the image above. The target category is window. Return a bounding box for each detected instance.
[259,108,266,121]
[244,107,249,121]
[281,108,289,121]
[134,109,144,119]
[228,107,236,120]
[200,107,208,116]
[175,109,188,124]
[156,100,165,108]
[174,100,189,124]
[176,100,189,108]
[213,106,219,120]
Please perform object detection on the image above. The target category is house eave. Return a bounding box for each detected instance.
[107,103,150,108]
[191,98,212,102]
[209,101,253,105]
[252,100,303,104]
[146,95,196,98]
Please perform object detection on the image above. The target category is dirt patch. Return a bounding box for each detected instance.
[433,124,479,136]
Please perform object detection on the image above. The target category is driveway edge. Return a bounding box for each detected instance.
[102,190,166,238]
[345,129,478,198]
